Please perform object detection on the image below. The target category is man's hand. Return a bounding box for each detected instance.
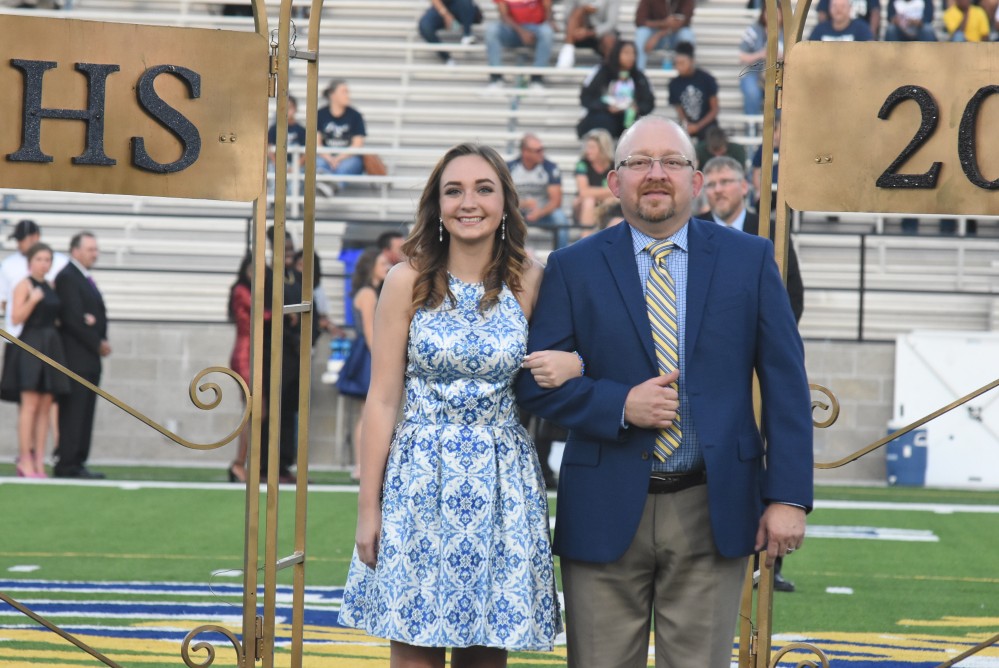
[517,26,536,45]
[624,370,679,429]
[99,339,112,357]
[755,503,806,568]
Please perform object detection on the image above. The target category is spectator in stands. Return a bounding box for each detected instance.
[816,0,881,38]
[695,126,747,172]
[222,3,253,16]
[577,40,655,140]
[419,0,479,66]
[557,0,621,68]
[885,0,938,40]
[595,197,625,229]
[944,0,991,40]
[485,0,555,89]
[377,230,407,266]
[634,0,697,71]
[573,128,615,233]
[54,232,109,480]
[316,79,366,191]
[7,0,64,7]
[338,247,391,480]
[0,243,70,479]
[668,42,720,142]
[226,252,254,484]
[703,156,804,323]
[738,3,783,116]
[507,133,570,248]
[809,0,875,40]
[268,95,309,199]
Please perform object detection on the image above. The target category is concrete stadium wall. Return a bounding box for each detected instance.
[0,322,353,473]
[0,323,894,484]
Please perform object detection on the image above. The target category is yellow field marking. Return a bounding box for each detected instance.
[897,616,999,627]
[3,621,995,667]
[806,570,999,585]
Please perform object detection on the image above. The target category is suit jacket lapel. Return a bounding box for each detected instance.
[685,218,718,350]
[601,223,656,368]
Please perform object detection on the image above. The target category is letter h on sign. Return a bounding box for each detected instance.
[8,59,119,166]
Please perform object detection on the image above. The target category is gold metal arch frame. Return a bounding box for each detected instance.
[737,0,999,665]
[182,2,325,667]
[0,1,324,666]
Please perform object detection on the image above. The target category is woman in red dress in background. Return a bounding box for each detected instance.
[227,253,254,482]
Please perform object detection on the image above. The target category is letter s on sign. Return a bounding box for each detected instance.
[131,64,201,174]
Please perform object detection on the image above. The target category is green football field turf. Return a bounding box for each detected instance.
[0,473,997,667]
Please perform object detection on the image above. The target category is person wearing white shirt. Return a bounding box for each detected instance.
[1,220,69,338]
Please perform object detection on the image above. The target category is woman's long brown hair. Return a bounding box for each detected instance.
[402,143,528,314]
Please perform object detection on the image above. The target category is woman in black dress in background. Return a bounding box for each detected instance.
[1,243,70,478]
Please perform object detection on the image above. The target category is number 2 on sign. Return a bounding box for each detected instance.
[876,84,999,191]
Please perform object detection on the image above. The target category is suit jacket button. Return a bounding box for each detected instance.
[641,451,650,460]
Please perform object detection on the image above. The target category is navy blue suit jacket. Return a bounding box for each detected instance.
[515,218,813,562]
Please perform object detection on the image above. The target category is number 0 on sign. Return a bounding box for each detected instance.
[781,42,999,215]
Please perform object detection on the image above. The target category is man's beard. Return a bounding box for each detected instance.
[637,200,676,224]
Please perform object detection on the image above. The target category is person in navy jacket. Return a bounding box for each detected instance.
[517,116,813,667]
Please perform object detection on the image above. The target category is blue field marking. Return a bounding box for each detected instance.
[0,579,346,603]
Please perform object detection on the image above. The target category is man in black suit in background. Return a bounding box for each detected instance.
[703,156,803,322]
[54,232,109,479]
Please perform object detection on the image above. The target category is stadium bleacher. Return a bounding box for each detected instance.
[0,0,996,342]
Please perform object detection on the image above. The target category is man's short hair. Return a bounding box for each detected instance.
[704,126,730,154]
[377,230,404,251]
[675,41,695,58]
[702,155,746,178]
[519,133,541,150]
[69,231,96,251]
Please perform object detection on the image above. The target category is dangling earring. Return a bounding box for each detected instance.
[501,213,507,241]
[438,216,443,242]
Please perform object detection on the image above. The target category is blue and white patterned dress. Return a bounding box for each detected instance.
[338,274,562,651]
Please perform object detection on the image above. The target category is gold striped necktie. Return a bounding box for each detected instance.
[645,240,682,461]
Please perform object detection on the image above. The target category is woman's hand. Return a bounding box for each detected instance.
[355,501,382,570]
[522,350,583,388]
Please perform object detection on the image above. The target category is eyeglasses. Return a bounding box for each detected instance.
[617,155,694,173]
[524,146,545,153]
[704,178,741,190]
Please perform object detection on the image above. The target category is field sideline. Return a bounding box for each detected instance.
[1,477,997,667]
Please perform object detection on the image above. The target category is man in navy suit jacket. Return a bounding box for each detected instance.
[517,117,813,667]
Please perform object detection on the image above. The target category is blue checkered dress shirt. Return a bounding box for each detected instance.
[629,224,703,474]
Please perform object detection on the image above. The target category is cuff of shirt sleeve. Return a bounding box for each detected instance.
[770,501,806,510]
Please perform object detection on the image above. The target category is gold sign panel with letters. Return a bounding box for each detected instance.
[0,14,268,201]
[782,42,999,215]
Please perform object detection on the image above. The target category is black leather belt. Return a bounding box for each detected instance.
[648,470,707,494]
